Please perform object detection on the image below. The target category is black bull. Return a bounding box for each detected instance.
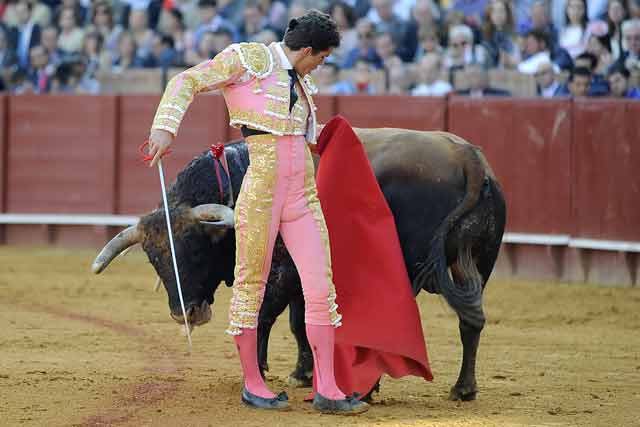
[93,127,506,401]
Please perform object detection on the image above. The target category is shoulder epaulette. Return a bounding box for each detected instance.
[229,42,274,79]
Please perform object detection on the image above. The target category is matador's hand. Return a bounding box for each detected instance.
[147,128,174,167]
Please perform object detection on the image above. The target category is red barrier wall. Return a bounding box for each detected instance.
[335,96,446,130]
[117,94,228,214]
[572,99,640,241]
[0,96,6,214]
[448,97,573,234]
[7,95,118,213]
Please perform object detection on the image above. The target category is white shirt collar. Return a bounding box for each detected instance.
[274,42,293,70]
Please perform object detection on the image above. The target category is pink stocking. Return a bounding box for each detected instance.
[306,324,345,400]
[234,328,276,398]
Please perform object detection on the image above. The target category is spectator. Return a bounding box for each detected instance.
[251,28,278,45]
[607,0,628,59]
[351,58,378,93]
[26,44,49,93]
[256,0,289,34]
[456,63,511,97]
[88,0,123,55]
[449,0,489,27]
[528,0,559,48]
[0,25,18,75]
[366,0,408,49]
[314,61,356,95]
[210,27,232,55]
[443,24,489,77]
[81,31,112,77]
[40,25,65,76]
[239,0,268,41]
[615,18,640,70]
[481,0,520,68]
[145,32,179,67]
[411,52,452,96]
[518,29,573,73]
[3,0,51,28]
[607,62,640,97]
[568,65,592,95]
[8,0,41,69]
[55,0,88,27]
[630,0,640,19]
[587,0,609,21]
[193,0,239,45]
[112,30,145,72]
[184,28,215,65]
[127,8,155,59]
[158,8,193,60]
[573,52,609,95]
[328,1,358,65]
[342,18,383,69]
[287,0,307,20]
[534,58,565,96]
[401,0,441,62]
[586,25,613,73]
[386,56,411,93]
[414,26,443,61]
[374,31,401,68]
[57,6,85,54]
[559,0,589,57]
[338,0,371,19]
[10,67,35,93]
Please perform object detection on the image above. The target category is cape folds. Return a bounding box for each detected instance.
[315,115,433,396]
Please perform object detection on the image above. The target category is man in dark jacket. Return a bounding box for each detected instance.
[8,0,41,69]
[456,63,511,97]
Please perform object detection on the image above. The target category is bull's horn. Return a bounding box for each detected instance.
[192,204,235,229]
[92,225,141,274]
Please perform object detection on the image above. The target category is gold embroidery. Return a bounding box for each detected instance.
[234,42,273,78]
[227,134,279,335]
[228,108,308,136]
[152,48,244,135]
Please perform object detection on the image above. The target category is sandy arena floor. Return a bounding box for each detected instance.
[0,246,639,427]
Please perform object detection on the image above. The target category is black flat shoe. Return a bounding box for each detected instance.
[312,392,369,415]
[241,387,290,410]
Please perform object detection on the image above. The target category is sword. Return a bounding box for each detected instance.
[157,159,192,352]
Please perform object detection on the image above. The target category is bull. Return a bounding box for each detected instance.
[92,127,506,401]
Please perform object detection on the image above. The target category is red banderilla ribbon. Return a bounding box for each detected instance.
[139,140,173,164]
[210,143,233,206]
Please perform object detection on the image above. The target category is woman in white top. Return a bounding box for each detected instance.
[559,0,589,57]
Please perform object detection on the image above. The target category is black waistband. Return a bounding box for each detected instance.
[241,126,270,138]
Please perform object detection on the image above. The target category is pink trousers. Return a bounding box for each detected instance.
[226,134,342,335]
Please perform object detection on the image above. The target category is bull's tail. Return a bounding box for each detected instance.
[413,141,487,329]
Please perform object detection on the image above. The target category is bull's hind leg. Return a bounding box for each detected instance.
[288,294,313,387]
[448,253,485,402]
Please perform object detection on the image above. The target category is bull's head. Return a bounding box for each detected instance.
[92,203,235,331]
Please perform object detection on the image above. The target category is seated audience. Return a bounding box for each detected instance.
[456,63,511,97]
[607,62,640,97]
[534,59,564,97]
[411,53,452,96]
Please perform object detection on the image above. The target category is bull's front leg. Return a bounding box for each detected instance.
[288,294,313,387]
[256,280,290,378]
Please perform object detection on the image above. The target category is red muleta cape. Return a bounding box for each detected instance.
[315,115,433,396]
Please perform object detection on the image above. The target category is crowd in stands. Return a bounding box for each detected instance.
[1,0,639,98]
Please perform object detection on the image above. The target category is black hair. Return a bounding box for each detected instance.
[575,52,598,70]
[607,62,630,79]
[569,66,591,82]
[198,0,217,9]
[283,9,340,54]
[329,1,356,28]
[526,28,550,48]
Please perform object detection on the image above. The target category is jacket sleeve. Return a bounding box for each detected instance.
[151,48,245,135]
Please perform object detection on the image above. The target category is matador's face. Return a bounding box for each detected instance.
[296,47,334,76]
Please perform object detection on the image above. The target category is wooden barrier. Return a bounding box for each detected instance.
[335,96,446,130]
[0,95,638,286]
[117,94,228,215]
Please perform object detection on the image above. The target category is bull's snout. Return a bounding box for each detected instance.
[170,300,212,327]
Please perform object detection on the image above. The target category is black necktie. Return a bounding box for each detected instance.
[287,69,298,112]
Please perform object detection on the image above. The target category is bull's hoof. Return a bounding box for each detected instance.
[287,370,313,388]
[449,383,477,401]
